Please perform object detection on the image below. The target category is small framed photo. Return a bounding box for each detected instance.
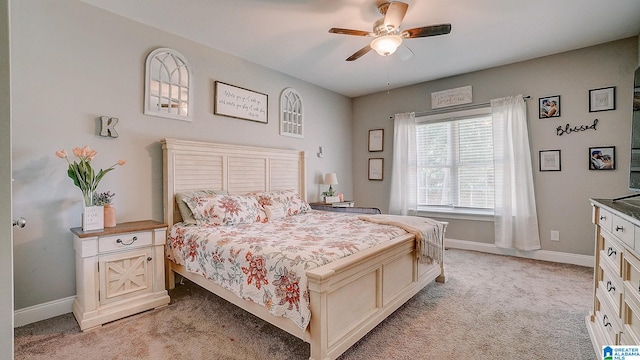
[539,95,561,119]
[368,129,384,152]
[539,150,561,171]
[589,146,615,170]
[589,86,615,112]
[368,158,384,180]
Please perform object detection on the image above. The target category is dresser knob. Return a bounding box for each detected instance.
[116,236,138,246]
[600,215,606,221]
[147,257,152,262]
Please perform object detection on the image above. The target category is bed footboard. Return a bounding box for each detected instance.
[306,231,445,360]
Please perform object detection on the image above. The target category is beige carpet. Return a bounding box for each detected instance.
[14,249,597,359]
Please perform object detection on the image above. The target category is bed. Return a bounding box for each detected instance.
[162,138,447,360]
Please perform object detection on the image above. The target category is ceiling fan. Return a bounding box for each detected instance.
[329,1,451,61]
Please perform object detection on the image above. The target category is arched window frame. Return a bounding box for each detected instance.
[279,88,303,138]
[144,48,192,121]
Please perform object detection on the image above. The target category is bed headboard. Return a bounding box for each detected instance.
[162,138,307,227]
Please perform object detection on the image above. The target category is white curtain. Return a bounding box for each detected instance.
[491,96,541,250]
[389,112,417,215]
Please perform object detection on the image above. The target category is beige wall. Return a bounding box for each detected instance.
[352,37,639,256]
[10,0,352,309]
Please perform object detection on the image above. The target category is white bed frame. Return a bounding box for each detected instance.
[162,138,447,360]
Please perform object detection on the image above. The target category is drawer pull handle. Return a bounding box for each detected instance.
[603,314,611,328]
[600,215,607,221]
[616,226,624,232]
[607,247,617,257]
[607,281,616,292]
[116,236,138,246]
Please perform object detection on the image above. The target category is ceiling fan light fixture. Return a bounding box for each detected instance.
[370,34,402,56]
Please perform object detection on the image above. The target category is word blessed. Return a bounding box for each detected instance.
[556,119,598,136]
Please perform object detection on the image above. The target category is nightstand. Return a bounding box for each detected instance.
[71,220,170,331]
[309,202,382,214]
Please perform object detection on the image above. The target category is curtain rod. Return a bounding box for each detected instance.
[389,95,531,119]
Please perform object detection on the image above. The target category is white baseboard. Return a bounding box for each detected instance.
[445,238,594,267]
[14,296,75,328]
[13,239,593,328]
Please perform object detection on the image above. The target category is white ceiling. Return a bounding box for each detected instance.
[82,0,640,98]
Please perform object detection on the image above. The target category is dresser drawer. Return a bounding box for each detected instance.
[596,289,622,345]
[624,251,640,303]
[600,261,623,316]
[98,231,152,253]
[602,233,623,275]
[613,215,635,249]
[598,208,613,232]
[624,287,640,345]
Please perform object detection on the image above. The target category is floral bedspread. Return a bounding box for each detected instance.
[166,210,409,329]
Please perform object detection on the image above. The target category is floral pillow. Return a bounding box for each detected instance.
[175,189,228,225]
[183,194,267,226]
[251,189,310,217]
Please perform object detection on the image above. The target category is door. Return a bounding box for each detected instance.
[0,0,14,357]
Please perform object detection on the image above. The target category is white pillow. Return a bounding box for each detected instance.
[263,203,286,221]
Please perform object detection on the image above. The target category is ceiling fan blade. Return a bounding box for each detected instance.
[329,28,371,37]
[402,24,452,38]
[346,44,373,61]
[384,1,408,30]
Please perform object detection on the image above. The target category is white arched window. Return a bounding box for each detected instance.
[144,48,192,121]
[280,88,303,138]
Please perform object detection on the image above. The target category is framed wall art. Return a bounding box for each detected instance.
[539,95,560,118]
[214,81,268,123]
[368,158,384,180]
[368,129,384,152]
[589,86,615,112]
[539,150,561,171]
[589,146,615,170]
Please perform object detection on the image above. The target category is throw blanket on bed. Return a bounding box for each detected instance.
[358,215,444,264]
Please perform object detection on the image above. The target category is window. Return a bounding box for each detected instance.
[416,108,494,213]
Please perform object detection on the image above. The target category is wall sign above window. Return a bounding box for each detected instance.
[431,85,472,109]
[144,48,192,121]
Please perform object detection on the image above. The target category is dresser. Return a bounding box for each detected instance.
[588,199,640,357]
[71,220,170,330]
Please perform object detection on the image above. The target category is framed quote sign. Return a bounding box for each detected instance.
[214,81,268,123]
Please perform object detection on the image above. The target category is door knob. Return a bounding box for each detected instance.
[12,217,26,228]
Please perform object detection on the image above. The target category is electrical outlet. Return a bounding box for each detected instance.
[550,230,560,241]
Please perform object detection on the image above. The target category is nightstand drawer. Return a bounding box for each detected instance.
[99,231,152,253]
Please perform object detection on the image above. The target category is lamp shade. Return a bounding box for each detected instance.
[370,34,402,56]
[323,173,338,185]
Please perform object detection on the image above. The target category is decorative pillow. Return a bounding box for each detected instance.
[263,202,286,221]
[175,189,228,225]
[251,189,310,217]
[183,194,267,226]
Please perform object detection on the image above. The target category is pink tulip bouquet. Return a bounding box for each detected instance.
[55,146,126,207]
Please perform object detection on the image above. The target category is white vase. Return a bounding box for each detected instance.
[82,205,104,231]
